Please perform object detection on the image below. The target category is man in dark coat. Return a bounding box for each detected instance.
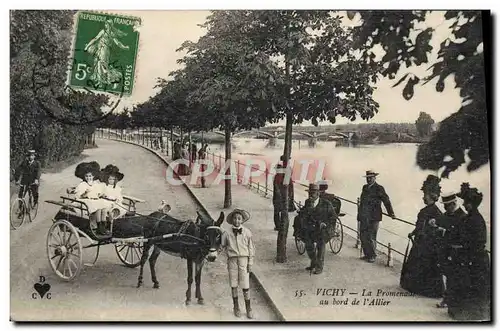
[301,183,337,274]
[357,170,396,263]
[14,150,41,206]
[432,192,467,309]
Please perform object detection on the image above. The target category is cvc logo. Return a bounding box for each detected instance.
[32,276,52,300]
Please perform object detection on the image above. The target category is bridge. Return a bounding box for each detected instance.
[97,128,358,148]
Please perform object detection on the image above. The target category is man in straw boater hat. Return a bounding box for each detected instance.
[357,170,396,263]
[299,182,337,275]
[221,209,255,318]
[430,190,466,309]
[14,149,41,207]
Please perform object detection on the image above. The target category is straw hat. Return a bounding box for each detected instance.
[226,209,251,226]
[441,192,458,204]
[363,170,379,177]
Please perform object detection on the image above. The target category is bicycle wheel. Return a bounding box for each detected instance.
[329,219,343,254]
[295,236,306,255]
[27,190,38,222]
[10,197,26,229]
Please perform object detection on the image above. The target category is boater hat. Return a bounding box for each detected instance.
[75,161,101,181]
[441,192,458,204]
[27,149,36,155]
[226,209,251,226]
[363,170,379,177]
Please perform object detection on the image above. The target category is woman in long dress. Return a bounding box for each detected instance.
[400,175,443,297]
[74,161,113,235]
[447,183,490,320]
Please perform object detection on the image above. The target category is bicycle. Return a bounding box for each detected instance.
[10,183,39,229]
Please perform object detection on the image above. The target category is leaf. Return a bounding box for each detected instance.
[346,11,357,20]
[392,73,409,87]
[402,76,420,100]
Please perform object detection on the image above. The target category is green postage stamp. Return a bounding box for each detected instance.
[69,11,141,95]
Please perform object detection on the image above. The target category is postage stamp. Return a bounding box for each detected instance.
[69,11,141,95]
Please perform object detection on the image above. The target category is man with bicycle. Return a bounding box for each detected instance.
[14,150,41,208]
[301,183,338,275]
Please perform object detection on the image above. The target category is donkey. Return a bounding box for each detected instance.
[134,204,225,305]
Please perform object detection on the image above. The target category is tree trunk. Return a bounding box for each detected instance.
[170,128,174,158]
[277,113,293,263]
[277,56,293,263]
[223,126,232,208]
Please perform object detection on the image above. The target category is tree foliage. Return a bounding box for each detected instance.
[10,10,109,169]
[350,10,489,177]
[415,111,435,137]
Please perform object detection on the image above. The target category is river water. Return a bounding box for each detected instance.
[206,138,491,258]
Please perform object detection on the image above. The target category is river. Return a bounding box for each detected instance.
[205,138,491,257]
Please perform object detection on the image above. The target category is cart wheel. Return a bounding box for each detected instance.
[28,193,38,222]
[115,242,143,268]
[295,236,306,255]
[10,197,25,230]
[329,219,343,254]
[47,220,83,281]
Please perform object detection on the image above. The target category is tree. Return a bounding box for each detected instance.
[10,11,110,169]
[415,111,435,137]
[229,11,380,262]
[173,11,283,208]
[349,10,489,177]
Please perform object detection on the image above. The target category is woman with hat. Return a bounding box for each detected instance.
[400,175,443,298]
[220,209,255,319]
[446,183,490,320]
[100,164,126,223]
[74,161,112,235]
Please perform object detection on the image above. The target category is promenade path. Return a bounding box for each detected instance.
[123,138,453,322]
[10,139,276,321]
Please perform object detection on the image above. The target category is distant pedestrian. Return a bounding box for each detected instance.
[198,144,209,188]
[357,170,396,263]
[221,209,255,319]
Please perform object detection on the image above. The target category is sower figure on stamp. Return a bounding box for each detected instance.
[14,149,41,208]
[221,209,255,319]
[357,170,396,263]
[302,183,337,274]
[430,191,466,309]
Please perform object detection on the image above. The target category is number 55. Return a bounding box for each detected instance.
[75,63,88,81]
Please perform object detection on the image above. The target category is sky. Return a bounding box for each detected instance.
[103,10,466,125]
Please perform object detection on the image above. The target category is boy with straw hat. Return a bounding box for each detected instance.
[221,209,255,319]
